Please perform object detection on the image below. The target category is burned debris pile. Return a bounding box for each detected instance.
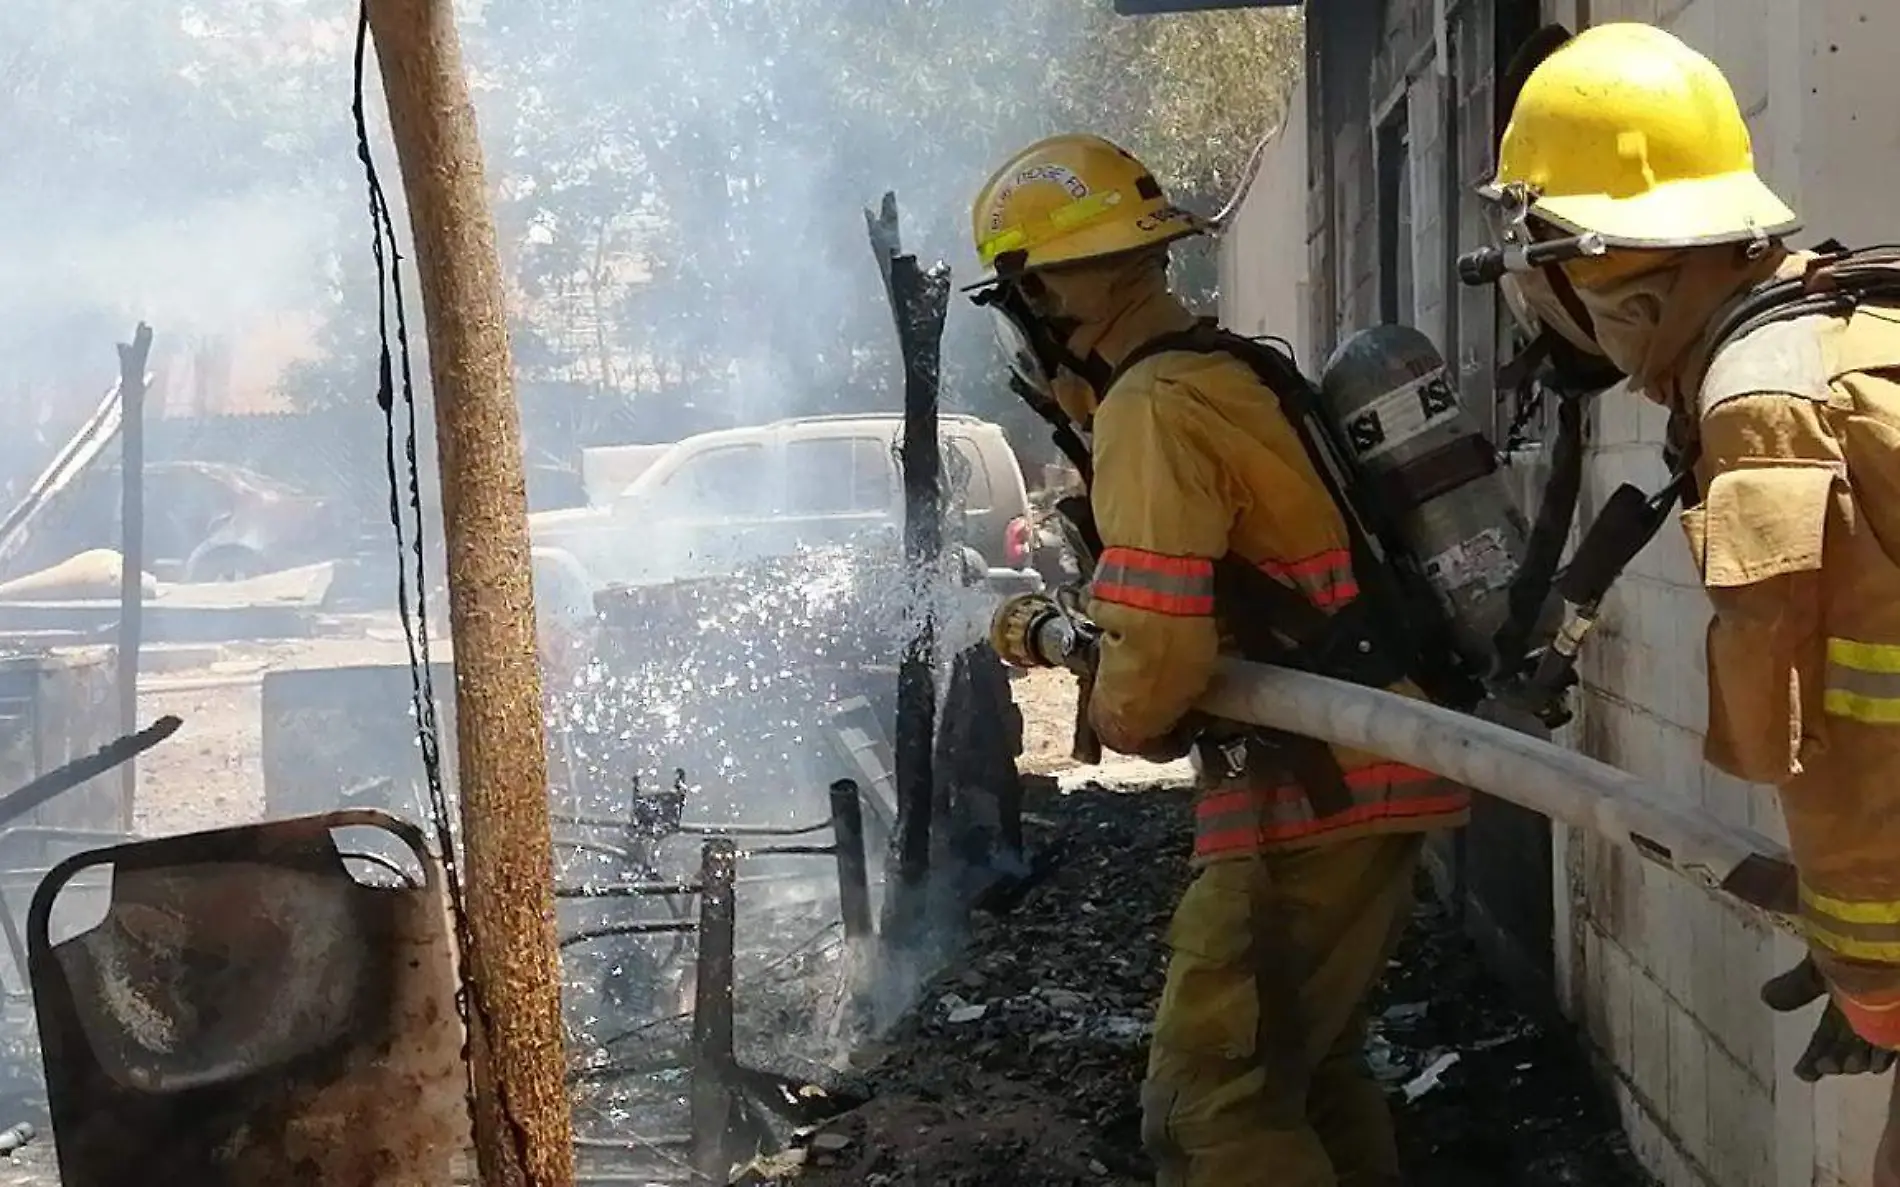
[746,777,1654,1187]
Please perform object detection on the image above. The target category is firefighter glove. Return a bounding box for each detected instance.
[1762,956,1899,1081]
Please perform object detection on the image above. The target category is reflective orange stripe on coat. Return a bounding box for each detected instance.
[1257,546,1359,610]
[1832,986,1900,1050]
[1193,763,1467,858]
[1091,546,1216,617]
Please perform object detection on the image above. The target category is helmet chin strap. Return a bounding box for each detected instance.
[1050,325,1114,397]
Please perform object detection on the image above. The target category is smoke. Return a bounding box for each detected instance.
[1,0,1107,1153]
[0,189,337,360]
[0,3,355,411]
[468,0,1097,442]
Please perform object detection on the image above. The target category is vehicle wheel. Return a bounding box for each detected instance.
[183,542,265,583]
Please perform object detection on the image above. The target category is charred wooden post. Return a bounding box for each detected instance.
[864,193,951,948]
[363,1,572,1182]
[115,323,152,836]
[829,779,874,941]
[690,838,738,1182]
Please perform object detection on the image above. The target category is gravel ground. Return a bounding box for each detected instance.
[758,777,1653,1187]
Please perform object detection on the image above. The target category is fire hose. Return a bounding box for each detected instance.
[990,592,1800,921]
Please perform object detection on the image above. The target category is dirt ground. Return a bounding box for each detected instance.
[130,624,427,836]
[758,778,1653,1187]
[8,634,1651,1185]
[1009,668,1083,775]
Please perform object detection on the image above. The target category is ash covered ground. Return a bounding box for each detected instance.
[756,764,1655,1186]
[0,644,1658,1185]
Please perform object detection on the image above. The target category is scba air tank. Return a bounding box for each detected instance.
[1318,324,1529,671]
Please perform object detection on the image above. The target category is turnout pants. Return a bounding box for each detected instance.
[1141,833,1420,1187]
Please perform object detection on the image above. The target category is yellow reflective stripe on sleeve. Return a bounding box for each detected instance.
[1799,883,1900,963]
[1801,922,1900,964]
[1823,637,1900,724]
[1803,882,1900,924]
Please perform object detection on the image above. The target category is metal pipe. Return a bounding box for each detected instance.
[676,818,837,838]
[739,844,836,859]
[115,323,151,837]
[555,882,699,900]
[559,922,697,949]
[689,839,737,1182]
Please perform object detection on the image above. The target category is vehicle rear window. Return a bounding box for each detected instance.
[853,440,897,510]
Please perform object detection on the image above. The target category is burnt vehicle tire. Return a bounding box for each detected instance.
[183,541,266,583]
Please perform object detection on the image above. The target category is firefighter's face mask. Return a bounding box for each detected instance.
[1568,247,1754,394]
[1503,268,1604,360]
[1568,264,1677,383]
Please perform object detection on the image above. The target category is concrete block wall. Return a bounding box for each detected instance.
[1235,0,1900,1175]
[1540,1,1900,1182]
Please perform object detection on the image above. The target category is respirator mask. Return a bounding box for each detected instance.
[972,279,1082,396]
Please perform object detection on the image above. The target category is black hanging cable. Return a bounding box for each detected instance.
[350,6,539,1168]
[351,1,456,947]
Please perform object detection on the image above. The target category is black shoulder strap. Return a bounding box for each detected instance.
[1106,318,1313,402]
[1102,319,1418,682]
[1705,242,1900,358]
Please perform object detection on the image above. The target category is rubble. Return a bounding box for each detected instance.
[757,777,1655,1186]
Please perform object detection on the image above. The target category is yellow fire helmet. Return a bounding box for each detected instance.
[968,133,1206,289]
[1486,23,1799,249]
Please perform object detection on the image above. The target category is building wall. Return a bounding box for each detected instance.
[1217,83,1312,369]
[1223,0,1900,1182]
[1544,2,1900,1183]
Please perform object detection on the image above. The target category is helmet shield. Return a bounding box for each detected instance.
[988,302,1053,400]
[972,280,1072,404]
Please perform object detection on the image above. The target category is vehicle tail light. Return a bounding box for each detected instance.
[1005,515,1030,566]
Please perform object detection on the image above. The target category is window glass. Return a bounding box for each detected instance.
[851,440,897,511]
[783,439,861,514]
[782,437,903,514]
[655,445,766,517]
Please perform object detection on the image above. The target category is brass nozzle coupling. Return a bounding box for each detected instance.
[990,592,1063,669]
[990,591,1100,675]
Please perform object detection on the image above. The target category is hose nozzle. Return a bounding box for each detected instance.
[990,592,1098,675]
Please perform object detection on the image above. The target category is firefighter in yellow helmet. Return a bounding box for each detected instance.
[969,133,1468,1186]
[1480,22,1900,1182]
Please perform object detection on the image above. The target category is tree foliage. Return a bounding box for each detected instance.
[5,0,1303,470]
[0,1,346,404]
[450,0,1302,459]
